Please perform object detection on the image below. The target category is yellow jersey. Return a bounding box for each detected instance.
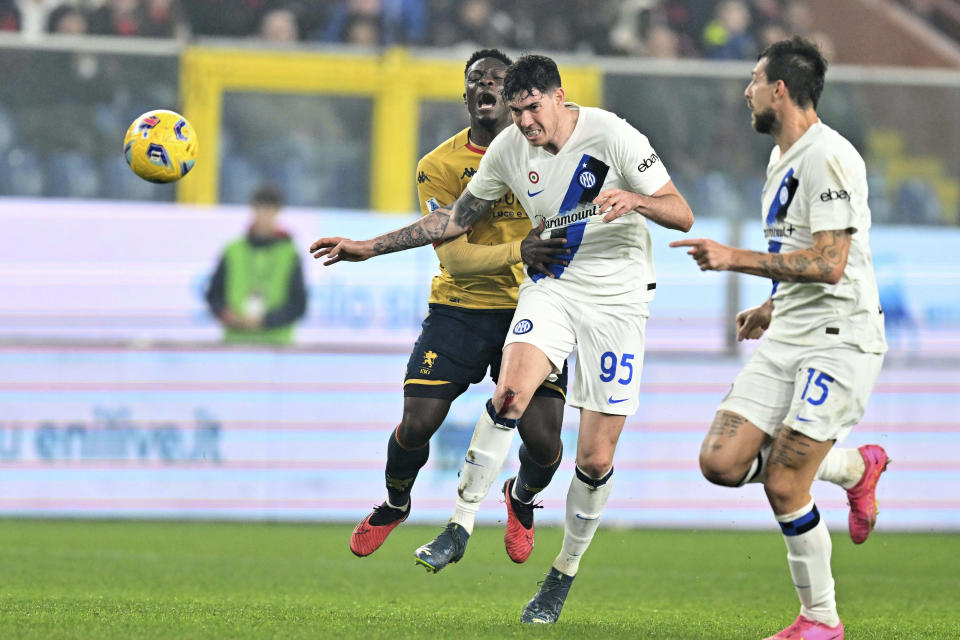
[416,128,529,309]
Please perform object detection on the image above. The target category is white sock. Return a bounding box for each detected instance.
[738,447,767,486]
[815,448,865,489]
[553,466,613,577]
[449,404,515,535]
[776,499,840,627]
[743,446,864,490]
[385,497,409,511]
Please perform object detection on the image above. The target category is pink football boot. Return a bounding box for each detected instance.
[763,615,844,639]
[846,444,890,544]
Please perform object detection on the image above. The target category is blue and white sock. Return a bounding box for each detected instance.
[776,499,840,627]
[552,466,613,577]
[450,399,516,535]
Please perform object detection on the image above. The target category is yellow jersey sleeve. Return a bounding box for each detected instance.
[416,152,459,218]
[417,128,530,309]
[435,233,522,277]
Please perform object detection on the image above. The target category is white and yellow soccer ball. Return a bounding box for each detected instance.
[123,109,198,183]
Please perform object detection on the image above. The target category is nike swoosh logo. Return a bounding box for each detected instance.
[796,416,815,422]
[527,189,544,197]
[607,397,629,404]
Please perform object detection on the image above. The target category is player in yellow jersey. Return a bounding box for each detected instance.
[349,50,570,569]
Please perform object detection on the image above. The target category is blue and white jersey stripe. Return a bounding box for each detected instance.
[757,122,886,353]
[467,105,671,304]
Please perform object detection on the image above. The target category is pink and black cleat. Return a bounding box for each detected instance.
[503,477,539,563]
[846,444,890,544]
[349,502,409,557]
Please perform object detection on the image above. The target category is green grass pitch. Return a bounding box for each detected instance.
[1,519,957,639]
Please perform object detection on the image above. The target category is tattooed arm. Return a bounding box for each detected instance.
[309,190,496,265]
[670,229,852,284]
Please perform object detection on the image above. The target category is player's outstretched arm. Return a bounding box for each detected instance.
[309,190,496,266]
[670,229,852,284]
[594,180,694,231]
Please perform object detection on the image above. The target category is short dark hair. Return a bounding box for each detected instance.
[759,36,827,109]
[464,48,512,76]
[251,184,284,208]
[502,54,562,102]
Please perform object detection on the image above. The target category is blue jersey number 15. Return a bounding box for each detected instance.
[800,368,834,406]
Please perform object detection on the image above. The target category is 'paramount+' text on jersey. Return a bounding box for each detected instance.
[467,105,670,304]
[760,122,886,354]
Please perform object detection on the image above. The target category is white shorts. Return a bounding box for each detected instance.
[503,283,649,416]
[718,338,884,443]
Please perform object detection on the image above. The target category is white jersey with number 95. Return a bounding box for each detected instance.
[471,104,671,415]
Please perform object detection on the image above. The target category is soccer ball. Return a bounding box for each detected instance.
[123,109,198,183]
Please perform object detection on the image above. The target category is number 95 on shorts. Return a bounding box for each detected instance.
[503,284,650,416]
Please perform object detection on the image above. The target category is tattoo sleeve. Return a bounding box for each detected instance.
[369,190,496,256]
[739,229,851,283]
[370,209,453,255]
[769,429,813,470]
[704,411,748,453]
[451,190,495,229]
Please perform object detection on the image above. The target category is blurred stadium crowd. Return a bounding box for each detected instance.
[893,0,960,44]
[2,0,957,59]
[0,0,957,226]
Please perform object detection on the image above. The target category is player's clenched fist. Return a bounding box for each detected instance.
[309,237,375,265]
[669,238,736,272]
[594,188,642,222]
[735,300,773,341]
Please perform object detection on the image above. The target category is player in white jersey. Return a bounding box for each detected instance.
[310,54,694,624]
[671,38,889,640]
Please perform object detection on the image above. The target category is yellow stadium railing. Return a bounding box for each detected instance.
[179,47,602,212]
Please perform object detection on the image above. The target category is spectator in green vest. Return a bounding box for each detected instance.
[205,185,307,345]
